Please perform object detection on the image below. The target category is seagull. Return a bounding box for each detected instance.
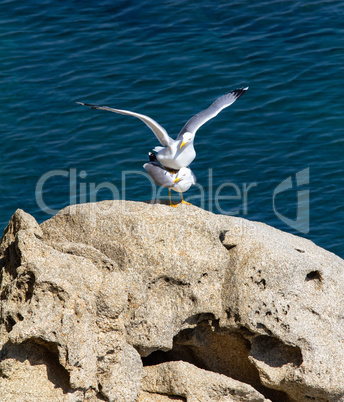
[144,153,196,207]
[77,87,248,171]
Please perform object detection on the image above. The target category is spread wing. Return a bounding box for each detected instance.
[77,102,173,147]
[178,87,248,138]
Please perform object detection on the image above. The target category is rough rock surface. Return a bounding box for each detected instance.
[139,361,268,401]
[1,200,344,401]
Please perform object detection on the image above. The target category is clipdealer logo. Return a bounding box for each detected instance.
[273,168,310,234]
[35,167,310,234]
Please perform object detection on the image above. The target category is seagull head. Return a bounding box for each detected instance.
[172,167,196,193]
[173,167,189,183]
[180,132,194,149]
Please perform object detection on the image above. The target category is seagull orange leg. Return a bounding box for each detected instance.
[169,189,178,207]
[180,192,191,205]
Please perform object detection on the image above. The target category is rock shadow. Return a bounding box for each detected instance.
[142,318,290,402]
[0,339,71,394]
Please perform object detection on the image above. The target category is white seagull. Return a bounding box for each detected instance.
[77,87,248,171]
[144,153,196,207]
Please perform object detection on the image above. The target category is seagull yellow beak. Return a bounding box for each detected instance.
[174,177,181,184]
[180,141,187,149]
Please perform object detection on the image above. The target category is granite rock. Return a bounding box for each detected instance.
[1,201,344,401]
[139,361,268,401]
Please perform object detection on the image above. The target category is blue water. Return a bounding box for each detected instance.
[1,0,343,257]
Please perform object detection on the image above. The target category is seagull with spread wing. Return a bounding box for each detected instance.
[77,87,248,171]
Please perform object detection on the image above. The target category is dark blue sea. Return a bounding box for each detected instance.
[1,0,343,257]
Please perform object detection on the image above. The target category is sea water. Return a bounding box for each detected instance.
[1,0,343,256]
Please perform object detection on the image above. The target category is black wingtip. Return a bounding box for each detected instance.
[76,102,97,109]
[148,152,158,162]
[232,87,249,99]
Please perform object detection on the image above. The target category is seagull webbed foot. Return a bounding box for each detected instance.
[181,200,192,205]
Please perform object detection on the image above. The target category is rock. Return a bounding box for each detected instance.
[0,207,143,401]
[138,392,185,401]
[0,341,75,402]
[1,201,344,401]
[139,361,268,401]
